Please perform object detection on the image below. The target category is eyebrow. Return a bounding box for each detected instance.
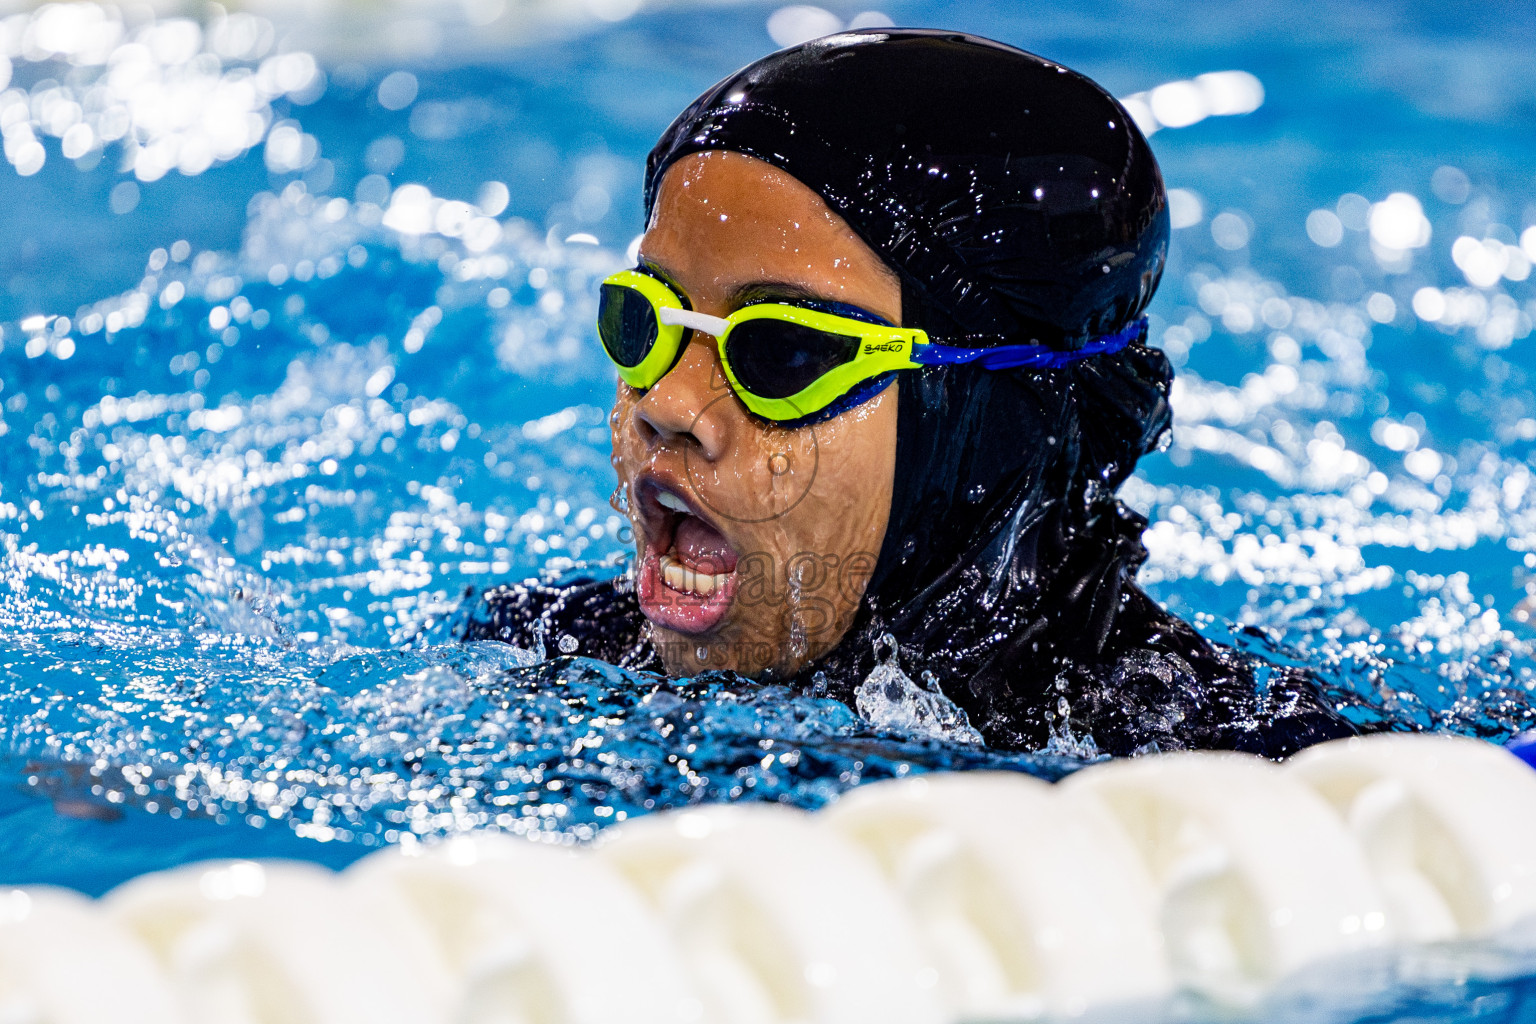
[637,256,686,295]
[638,257,845,308]
[726,281,840,308]
[637,256,888,323]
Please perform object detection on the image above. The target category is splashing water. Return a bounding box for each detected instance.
[1,0,1535,933]
[855,634,984,745]
[0,178,1087,890]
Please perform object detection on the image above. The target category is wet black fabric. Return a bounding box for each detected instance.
[643,29,1167,350]
[467,30,1365,757]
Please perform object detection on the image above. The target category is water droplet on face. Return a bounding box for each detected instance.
[769,453,790,475]
[789,614,809,657]
[695,645,709,662]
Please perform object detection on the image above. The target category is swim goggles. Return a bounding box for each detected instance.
[597,268,1145,423]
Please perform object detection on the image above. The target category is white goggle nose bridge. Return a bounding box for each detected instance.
[658,306,730,338]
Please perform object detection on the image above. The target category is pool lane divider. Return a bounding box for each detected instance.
[2,732,1535,1023]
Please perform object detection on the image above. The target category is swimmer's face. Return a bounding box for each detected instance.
[611,151,900,680]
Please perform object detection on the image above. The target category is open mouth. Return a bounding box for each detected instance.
[635,478,740,636]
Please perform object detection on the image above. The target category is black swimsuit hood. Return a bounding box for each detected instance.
[645,31,1182,724]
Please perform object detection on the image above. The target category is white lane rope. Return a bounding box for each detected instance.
[2,733,1534,1023]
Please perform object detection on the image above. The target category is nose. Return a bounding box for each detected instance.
[632,335,731,459]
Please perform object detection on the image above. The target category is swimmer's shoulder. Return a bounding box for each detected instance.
[462,575,658,669]
[1105,584,1363,755]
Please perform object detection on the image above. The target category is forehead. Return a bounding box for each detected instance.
[649,150,841,227]
[640,151,898,314]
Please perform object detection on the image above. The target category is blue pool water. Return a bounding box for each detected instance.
[2,1,1536,1014]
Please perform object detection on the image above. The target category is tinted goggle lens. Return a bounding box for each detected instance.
[724,318,861,399]
[597,282,660,369]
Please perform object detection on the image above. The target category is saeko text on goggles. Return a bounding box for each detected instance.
[597,269,1145,423]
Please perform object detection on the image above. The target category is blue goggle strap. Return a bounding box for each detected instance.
[910,317,1146,370]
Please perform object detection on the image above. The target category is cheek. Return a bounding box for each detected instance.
[812,394,898,508]
[609,389,643,479]
[760,395,898,559]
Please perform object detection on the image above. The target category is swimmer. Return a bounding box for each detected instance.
[467,29,1363,756]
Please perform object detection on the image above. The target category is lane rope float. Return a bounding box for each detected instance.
[2,733,1535,1023]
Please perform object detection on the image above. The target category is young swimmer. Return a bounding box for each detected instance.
[466,29,1363,757]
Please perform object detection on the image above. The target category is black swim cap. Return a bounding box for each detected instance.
[644,28,1168,349]
[645,29,1174,696]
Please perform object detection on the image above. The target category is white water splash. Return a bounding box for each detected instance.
[855,633,983,745]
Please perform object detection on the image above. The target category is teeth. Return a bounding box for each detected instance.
[659,552,729,598]
[656,490,690,514]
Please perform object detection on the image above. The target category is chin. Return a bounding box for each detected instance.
[648,620,796,681]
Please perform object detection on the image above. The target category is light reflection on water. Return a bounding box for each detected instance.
[0,0,1535,960]
[0,168,1084,879]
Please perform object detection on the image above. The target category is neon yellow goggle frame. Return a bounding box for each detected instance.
[597,269,923,422]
